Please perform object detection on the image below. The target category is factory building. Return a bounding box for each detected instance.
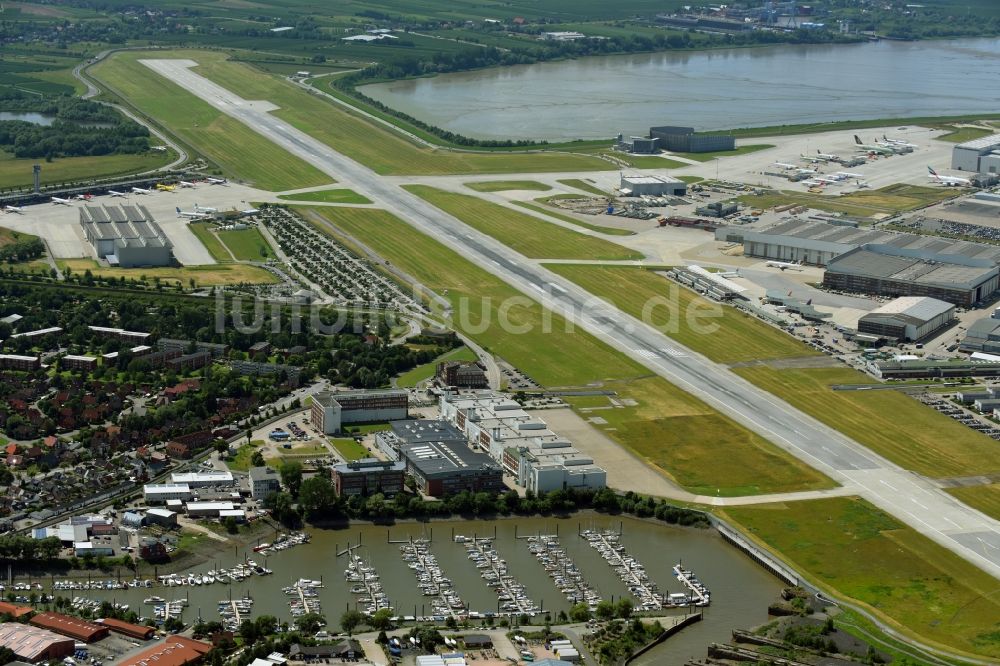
[399,440,504,497]
[0,623,74,662]
[79,204,173,268]
[619,174,686,197]
[514,446,607,494]
[375,419,469,460]
[952,134,1000,172]
[960,316,1000,354]
[856,297,956,342]
[311,389,408,434]
[648,126,735,153]
[185,502,235,518]
[331,458,406,497]
[823,245,999,306]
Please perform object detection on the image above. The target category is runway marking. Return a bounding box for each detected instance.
[945,517,962,528]
[660,347,686,358]
[549,283,567,294]
[633,349,659,360]
[911,498,928,510]
[529,284,545,293]
[977,537,999,550]
[879,480,899,492]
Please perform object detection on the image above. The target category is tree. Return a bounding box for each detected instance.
[595,600,615,621]
[279,460,303,497]
[369,608,393,631]
[223,516,239,534]
[340,609,364,636]
[214,440,229,455]
[616,598,634,619]
[294,612,326,634]
[569,602,591,623]
[298,476,339,519]
[250,450,265,467]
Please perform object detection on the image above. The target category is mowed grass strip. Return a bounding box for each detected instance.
[404,185,641,260]
[739,184,955,218]
[733,366,1000,478]
[512,201,634,236]
[58,258,277,287]
[90,52,329,191]
[465,180,552,192]
[569,376,833,496]
[557,178,608,196]
[722,497,1000,660]
[298,205,832,495]
[396,346,478,388]
[547,265,817,363]
[0,152,171,190]
[935,126,994,143]
[945,485,1000,522]
[217,227,274,261]
[184,51,610,176]
[277,189,373,204]
[188,222,231,262]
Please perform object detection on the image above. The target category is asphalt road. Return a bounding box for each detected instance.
[140,59,1000,581]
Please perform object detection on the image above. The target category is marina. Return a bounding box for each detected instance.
[218,594,254,631]
[582,529,668,611]
[343,553,390,614]
[462,535,539,617]
[400,538,465,619]
[524,534,602,611]
[286,579,323,618]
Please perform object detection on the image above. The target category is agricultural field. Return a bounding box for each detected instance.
[547,265,818,364]
[733,366,1000,479]
[0,151,173,191]
[57,258,277,288]
[738,184,956,219]
[277,189,372,204]
[0,54,79,96]
[464,180,552,193]
[90,52,331,191]
[945,484,1000,521]
[404,186,641,260]
[298,205,830,495]
[512,201,634,236]
[722,497,1000,660]
[217,227,275,261]
[396,346,478,388]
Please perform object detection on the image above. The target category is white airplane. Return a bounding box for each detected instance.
[816,150,840,161]
[52,197,74,206]
[795,168,818,175]
[855,180,870,189]
[108,190,127,198]
[3,205,24,213]
[194,203,218,213]
[131,186,152,195]
[206,177,227,185]
[773,162,797,169]
[176,207,209,220]
[766,260,803,271]
[801,179,826,187]
[834,172,864,179]
[240,207,260,215]
[814,176,842,185]
[883,134,918,149]
[927,166,972,187]
[854,135,895,156]
[800,154,825,164]
[875,139,912,154]
[178,181,196,188]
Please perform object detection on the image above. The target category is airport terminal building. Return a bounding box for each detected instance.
[79,204,173,268]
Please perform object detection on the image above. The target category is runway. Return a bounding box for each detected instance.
[140,58,1000,581]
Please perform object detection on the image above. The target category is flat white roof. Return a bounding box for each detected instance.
[144,483,191,493]
[10,326,61,338]
[186,501,235,510]
[146,508,176,518]
[957,134,1000,150]
[62,355,97,362]
[868,296,953,320]
[621,174,683,185]
[171,471,234,483]
[0,354,38,362]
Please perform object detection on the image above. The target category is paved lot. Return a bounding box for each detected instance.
[140,57,1000,582]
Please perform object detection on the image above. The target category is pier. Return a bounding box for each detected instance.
[582,529,665,611]
[399,538,464,618]
[672,564,710,606]
[463,536,539,616]
[526,535,601,609]
[343,553,389,614]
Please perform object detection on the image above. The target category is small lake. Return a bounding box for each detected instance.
[360,37,1000,140]
[0,111,55,125]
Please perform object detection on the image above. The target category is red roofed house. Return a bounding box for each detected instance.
[117,636,211,666]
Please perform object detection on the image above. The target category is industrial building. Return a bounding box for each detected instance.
[331,458,406,497]
[615,134,660,155]
[872,358,1000,379]
[399,440,504,497]
[29,613,108,643]
[185,501,235,517]
[79,204,173,268]
[669,265,748,301]
[96,618,155,640]
[143,483,192,504]
[648,125,735,153]
[952,134,1000,173]
[619,174,686,197]
[961,316,1000,354]
[171,471,234,488]
[248,466,281,499]
[823,245,999,306]
[0,623,74,662]
[117,637,212,666]
[375,419,469,459]
[722,219,1000,268]
[311,389,408,434]
[436,360,489,389]
[144,508,178,527]
[857,297,955,341]
[514,446,607,494]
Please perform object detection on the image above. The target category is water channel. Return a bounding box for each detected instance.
[0,111,55,125]
[360,37,1000,140]
[38,516,781,662]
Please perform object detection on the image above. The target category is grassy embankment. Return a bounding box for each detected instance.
[396,346,478,388]
[738,184,956,219]
[511,201,635,236]
[548,265,1000,480]
[297,204,832,496]
[0,151,174,191]
[57,258,276,287]
[557,179,608,196]
[671,144,774,161]
[465,180,552,192]
[403,185,641,261]
[218,228,274,261]
[721,497,1000,661]
[946,485,1000,521]
[935,126,994,143]
[277,189,373,204]
[188,222,230,262]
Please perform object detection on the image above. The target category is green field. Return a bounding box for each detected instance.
[298,205,830,495]
[935,126,995,143]
[404,186,641,260]
[557,179,608,196]
[465,180,552,192]
[733,366,1000,479]
[722,497,1000,660]
[217,227,274,261]
[277,189,372,204]
[90,52,331,191]
[58,258,277,288]
[330,438,371,461]
[188,222,231,262]
[512,201,634,236]
[672,144,774,161]
[152,50,609,176]
[738,184,957,218]
[0,226,38,249]
[396,346,478,388]
[547,265,818,364]
[226,442,262,472]
[0,152,173,191]
[945,484,1000,521]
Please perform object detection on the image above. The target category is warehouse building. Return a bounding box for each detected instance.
[399,439,504,497]
[615,134,660,155]
[0,623,74,662]
[723,219,1000,268]
[961,317,1000,354]
[29,613,108,643]
[171,471,234,488]
[331,458,406,497]
[117,637,212,666]
[619,174,687,197]
[144,508,177,527]
[79,204,173,268]
[823,245,999,306]
[649,125,735,153]
[185,501,235,518]
[857,297,955,342]
[143,483,192,504]
[311,389,408,434]
[952,134,1000,172]
[96,618,155,640]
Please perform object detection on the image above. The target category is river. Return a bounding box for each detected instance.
[360,37,1000,141]
[36,516,781,662]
